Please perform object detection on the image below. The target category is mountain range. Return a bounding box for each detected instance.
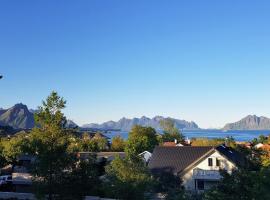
[1,104,270,131]
[82,116,199,131]
[223,115,270,130]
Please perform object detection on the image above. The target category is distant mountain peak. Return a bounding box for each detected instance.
[0,103,34,129]
[223,115,270,130]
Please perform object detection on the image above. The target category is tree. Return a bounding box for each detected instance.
[160,119,184,143]
[91,133,109,151]
[58,157,101,200]
[1,132,30,164]
[125,125,158,158]
[104,156,153,200]
[203,169,270,200]
[28,91,74,200]
[111,135,125,152]
[153,172,189,200]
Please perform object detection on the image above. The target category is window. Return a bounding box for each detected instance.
[208,158,213,166]
[197,180,204,190]
[216,158,221,167]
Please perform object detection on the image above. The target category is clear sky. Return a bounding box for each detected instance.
[1,0,270,128]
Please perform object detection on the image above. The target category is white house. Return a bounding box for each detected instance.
[148,145,246,192]
[138,151,152,163]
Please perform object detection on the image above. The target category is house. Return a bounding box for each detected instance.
[138,151,152,163]
[148,145,246,192]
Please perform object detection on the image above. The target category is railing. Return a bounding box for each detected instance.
[193,168,222,180]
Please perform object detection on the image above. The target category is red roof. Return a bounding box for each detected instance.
[163,142,176,147]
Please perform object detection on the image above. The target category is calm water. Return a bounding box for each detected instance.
[105,129,270,142]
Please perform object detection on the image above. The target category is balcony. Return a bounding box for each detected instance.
[193,168,222,180]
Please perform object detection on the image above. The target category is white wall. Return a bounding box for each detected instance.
[181,150,236,191]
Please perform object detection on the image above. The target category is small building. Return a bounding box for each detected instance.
[138,151,152,164]
[148,145,246,192]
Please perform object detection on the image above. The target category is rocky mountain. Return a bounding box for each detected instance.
[83,116,199,131]
[0,104,79,129]
[223,115,270,130]
[0,103,35,129]
[66,120,79,128]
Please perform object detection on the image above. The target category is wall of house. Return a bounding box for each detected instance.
[181,150,236,191]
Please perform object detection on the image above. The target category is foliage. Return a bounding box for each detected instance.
[203,169,270,200]
[1,132,30,164]
[152,172,189,200]
[252,134,269,145]
[80,132,108,152]
[191,138,225,147]
[27,92,74,199]
[111,135,125,152]
[57,158,101,200]
[104,156,153,200]
[91,133,109,151]
[125,125,158,158]
[160,119,184,143]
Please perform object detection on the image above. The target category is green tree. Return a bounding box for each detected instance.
[92,133,108,151]
[153,172,188,200]
[125,125,158,158]
[203,169,270,200]
[160,119,184,143]
[28,91,74,200]
[1,132,30,163]
[58,157,101,200]
[111,135,125,152]
[105,156,153,200]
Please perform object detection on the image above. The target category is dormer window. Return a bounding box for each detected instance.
[208,158,213,166]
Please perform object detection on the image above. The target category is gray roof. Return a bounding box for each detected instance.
[149,146,213,174]
[148,145,246,175]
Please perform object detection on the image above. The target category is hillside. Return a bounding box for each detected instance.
[0,104,78,129]
[223,115,270,130]
[0,103,35,129]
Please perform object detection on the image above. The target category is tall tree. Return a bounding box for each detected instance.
[160,119,184,143]
[28,91,74,200]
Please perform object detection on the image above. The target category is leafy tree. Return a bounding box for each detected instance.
[125,125,158,158]
[160,119,184,143]
[104,156,153,200]
[1,132,30,163]
[111,135,125,152]
[27,91,74,200]
[91,133,109,151]
[203,169,270,200]
[152,172,189,200]
[0,139,7,167]
[57,158,101,200]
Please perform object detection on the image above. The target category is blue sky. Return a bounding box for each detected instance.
[1,0,270,128]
